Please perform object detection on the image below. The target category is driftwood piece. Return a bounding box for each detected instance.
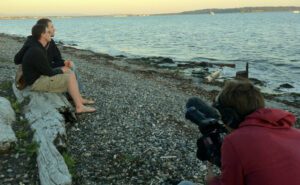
[0,97,17,152]
[177,62,236,68]
[205,70,221,82]
[13,84,74,185]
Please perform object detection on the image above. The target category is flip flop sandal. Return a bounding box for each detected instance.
[76,106,96,114]
[82,99,95,105]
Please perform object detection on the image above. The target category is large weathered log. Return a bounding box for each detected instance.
[13,84,74,185]
[0,97,17,152]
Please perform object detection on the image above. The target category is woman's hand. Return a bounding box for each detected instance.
[64,60,74,68]
[61,66,71,73]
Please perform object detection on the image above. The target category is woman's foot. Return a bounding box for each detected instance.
[82,98,95,105]
[76,105,96,114]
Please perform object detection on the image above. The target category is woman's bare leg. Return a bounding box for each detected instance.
[67,72,95,113]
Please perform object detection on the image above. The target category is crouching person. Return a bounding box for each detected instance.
[22,24,96,114]
[207,80,300,185]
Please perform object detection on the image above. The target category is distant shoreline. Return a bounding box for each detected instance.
[167,6,300,16]
[0,6,300,20]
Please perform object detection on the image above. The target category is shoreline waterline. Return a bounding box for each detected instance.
[2,29,299,96]
[1,32,299,109]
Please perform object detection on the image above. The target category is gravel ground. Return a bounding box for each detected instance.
[0,33,299,185]
[62,41,209,185]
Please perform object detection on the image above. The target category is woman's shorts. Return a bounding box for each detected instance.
[31,74,70,93]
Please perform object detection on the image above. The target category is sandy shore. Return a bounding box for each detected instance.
[0,33,299,185]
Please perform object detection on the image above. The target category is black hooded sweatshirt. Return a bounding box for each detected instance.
[14,36,65,68]
[22,38,63,85]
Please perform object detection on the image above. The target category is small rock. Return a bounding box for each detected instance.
[116,55,126,58]
[4,177,13,182]
[23,179,30,183]
[161,58,174,64]
[279,83,294,89]
[83,152,92,157]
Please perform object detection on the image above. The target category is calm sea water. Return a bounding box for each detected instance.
[0,13,299,93]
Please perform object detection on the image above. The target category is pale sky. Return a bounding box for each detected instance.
[1,0,300,16]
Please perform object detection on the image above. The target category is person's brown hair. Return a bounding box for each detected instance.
[31,24,47,40]
[36,18,52,27]
[217,79,265,117]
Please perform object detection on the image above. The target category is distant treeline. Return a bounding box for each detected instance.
[179,6,300,15]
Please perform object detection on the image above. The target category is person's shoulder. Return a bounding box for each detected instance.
[27,45,43,52]
[224,125,265,147]
[49,39,58,46]
[47,39,59,50]
[24,45,44,58]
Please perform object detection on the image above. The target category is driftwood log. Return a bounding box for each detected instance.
[177,62,236,68]
[205,70,221,82]
[0,97,17,152]
[13,84,74,185]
